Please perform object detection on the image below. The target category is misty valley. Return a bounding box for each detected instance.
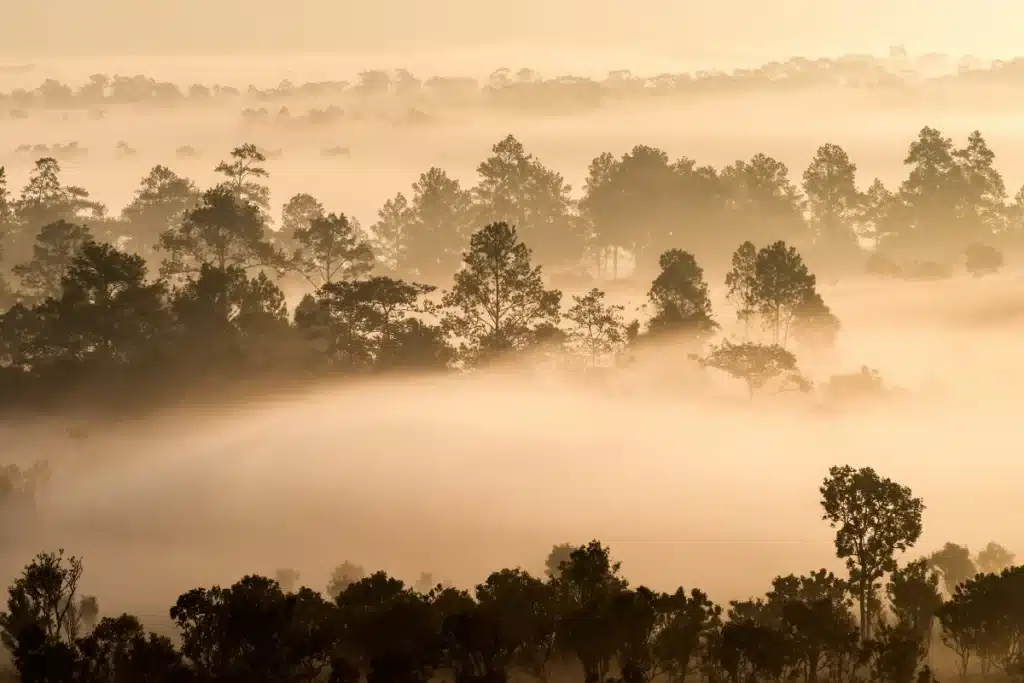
[1,49,1023,683]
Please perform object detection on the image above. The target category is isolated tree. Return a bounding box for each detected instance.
[441,222,561,363]
[700,341,809,399]
[119,165,200,257]
[13,220,92,302]
[646,249,717,339]
[564,288,626,367]
[214,143,271,214]
[820,465,925,641]
[976,542,1015,574]
[292,212,374,288]
[928,543,976,595]
[159,185,281,276]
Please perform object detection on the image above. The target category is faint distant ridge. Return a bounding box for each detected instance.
[0,63,33,74]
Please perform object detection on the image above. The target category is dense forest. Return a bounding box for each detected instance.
[1,465,1020,683]
[0,120,1016,411]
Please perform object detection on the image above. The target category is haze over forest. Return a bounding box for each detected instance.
[1,7,1024,681]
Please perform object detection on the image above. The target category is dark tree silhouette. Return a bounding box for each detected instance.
[820,466,925,641]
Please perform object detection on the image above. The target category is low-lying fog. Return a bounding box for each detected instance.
[2,272,1021,633]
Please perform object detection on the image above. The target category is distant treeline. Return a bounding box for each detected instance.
[6,51,1024,114]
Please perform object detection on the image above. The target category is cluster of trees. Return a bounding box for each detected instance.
[1,465,1019,683]
[2,124,1016,408]
[8,51,1024,115]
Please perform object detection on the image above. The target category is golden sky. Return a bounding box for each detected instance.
[0,0,1017,60]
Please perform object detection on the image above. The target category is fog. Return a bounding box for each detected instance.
[3,270,1022,633]
[2,47,1024,638]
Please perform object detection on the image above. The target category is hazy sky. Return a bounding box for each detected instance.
[0,0,1020,61]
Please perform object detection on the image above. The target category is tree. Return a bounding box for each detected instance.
[927,543,976,596]
[292,213,374,288]
[552,541,628,682]
[402,168,474,281]
[474,134,582,268]
[885,559,942,655]
[171,575,336,683]
[964,242,1003,276]
[13,157,105,235]
[802,143,863,268]
[0,550,85,652]
[31,241,170,371]
[976,542,1015,574]
[119,165,200,258]
[13,220,93,302]
[441,222,561,364]
[76,614,191,683]
[646,249,717,340]
[724,241,757,333]
[564,288,626,368]
[159,185,282,276]
[720,153,807,247]
[749,241,822,346]
[327,562,366,600]
[214,143,272,214]
[700,341,810,399]
[278,192,325,254]
[820,465,925,641]
[369,193,412,272]
[544,544,576,580]
[314,276,448,371]
[475,568,557,683]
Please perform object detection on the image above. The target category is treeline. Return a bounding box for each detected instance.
[6,52,1024,114]
[0,126,1016,409]
[1,465,1020,683]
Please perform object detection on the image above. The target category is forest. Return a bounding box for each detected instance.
[0,112,1021,681]
[0,121,1016,410]
[0,465,1021,683]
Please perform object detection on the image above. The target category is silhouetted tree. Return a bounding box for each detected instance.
[214,143,272,215]
[820,466,925,641]
[159,186,283,276]
[646,249,717,340]
[441,223,561,364]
